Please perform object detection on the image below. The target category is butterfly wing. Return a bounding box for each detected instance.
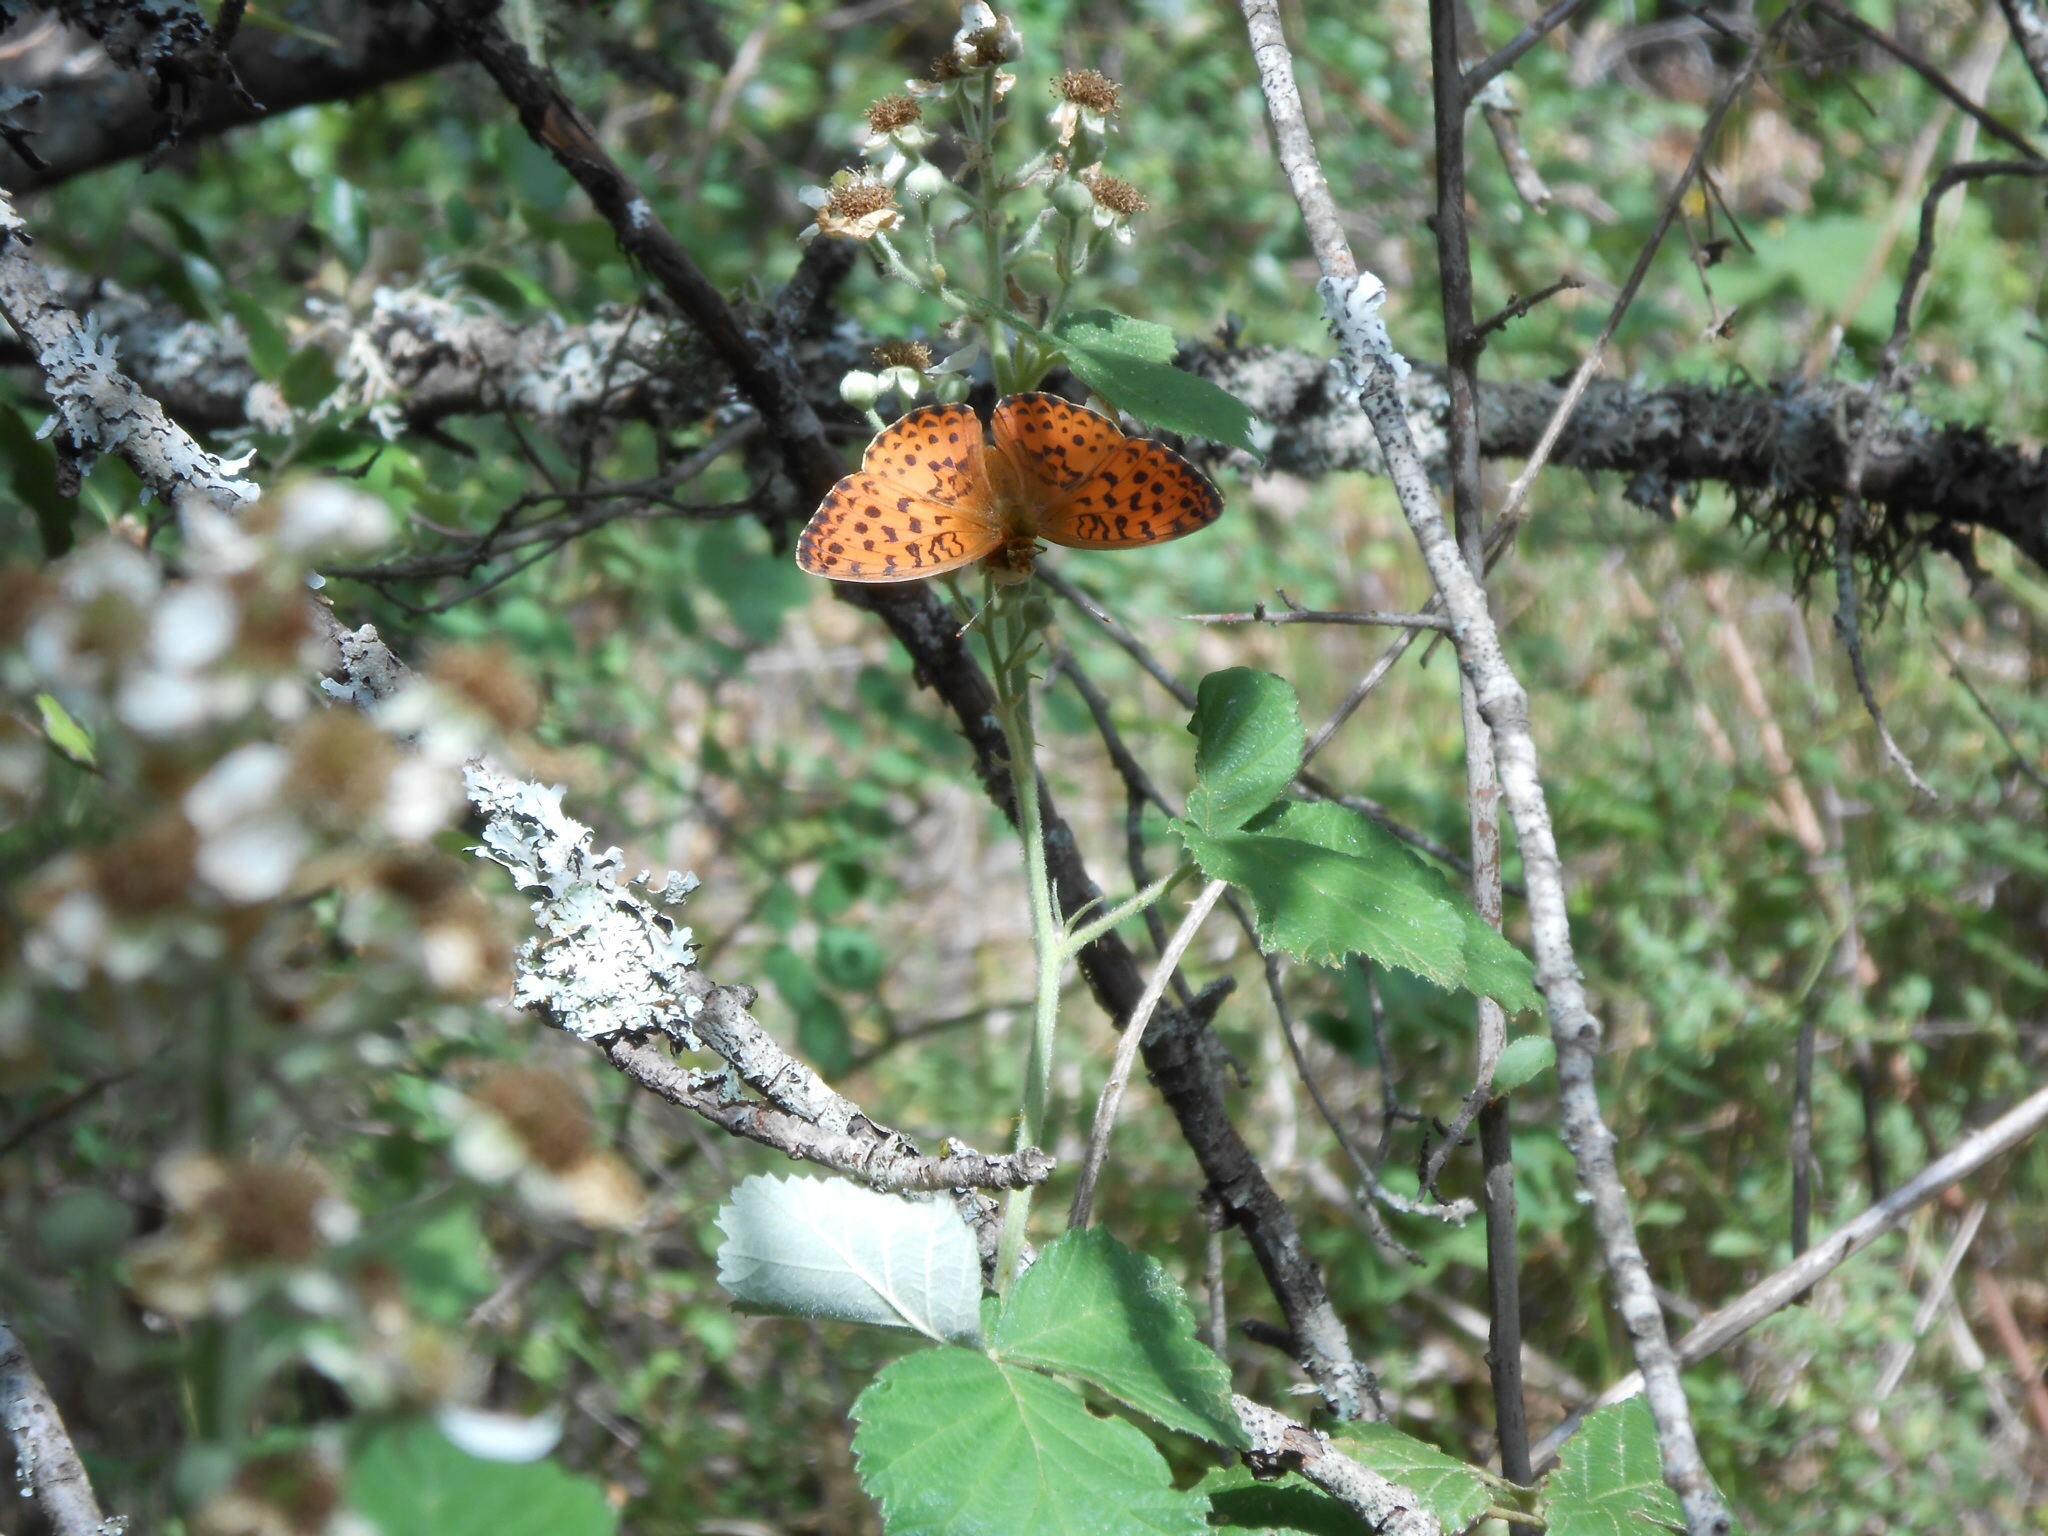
[1033,435,1224,550]
[797,405,1003,582]
[990,393,1126,503]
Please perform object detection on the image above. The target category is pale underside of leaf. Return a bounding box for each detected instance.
[715,1173,984,1346]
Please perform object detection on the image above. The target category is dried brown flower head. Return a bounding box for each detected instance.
[470,1065,594,1173]
[806,169,903,243]
[429,642,541,733]
[91,812,198,916]
[1053,69,1121,115]
[288,708,398,825]
[872,340,934,372]
[214,1161,331,1266]
[1081,166,1148,217]
[865,94,924,135]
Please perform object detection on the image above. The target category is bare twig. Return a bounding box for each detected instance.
[1239,0,1726,1525]
[1836,160,2048,797]
[1532,1082,2048,1467]
[1267,953,1430,1266]
[2001,0,2048,102]
[0,1319,110,1536]
[1070,879,1230,1229]
[1943,640,2048,792]
[1462,0,1598,103]
[1486,8,1802,543]
[1811,0,2044,162]
[1039,568,1199,710]
[1976,1267,2048,1447]
[1185,601,1452,631]
[1471,276,1584,345]
[606,1035,1052,1192]
[1235,1396,1444,1536]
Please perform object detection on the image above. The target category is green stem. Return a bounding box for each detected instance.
[1062,861,1196,956]
[990,592,1060,1293]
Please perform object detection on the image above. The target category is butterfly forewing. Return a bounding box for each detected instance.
[1035,435,1224,550]
[796,405,1004,582]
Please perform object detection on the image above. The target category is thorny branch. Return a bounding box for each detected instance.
[1237,0,1727,1527]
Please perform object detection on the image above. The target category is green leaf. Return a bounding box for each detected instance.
[348,1420,616,1536]
[280,345,341,411]
[817,926,886,991]
[1492,1036,1556,1094]
[1198,1466,1372,1536]
[716,1174,984,1346]
[992,1227,1246,1447]
[1540,1399,1687,1536]
[222,292,291,380]
[35,694,96,768]
[1053,309,1179,363]
[1176,803,1532,1012]
[852,1348,1209,1536]
[1184,669,1303,835]
[0,407,73,557]
[1059,346,1262,458]
[1327,1423,1491,1532]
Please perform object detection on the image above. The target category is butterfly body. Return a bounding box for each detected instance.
[797,393,1223,584]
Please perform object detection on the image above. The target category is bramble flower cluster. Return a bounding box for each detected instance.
[0,481,652,1496]
[800,2,1147,413]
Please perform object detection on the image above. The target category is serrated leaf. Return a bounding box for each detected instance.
[35,694,96,767]
[348,1419,616,1536]
[1059,346,1262,457]
[852,1348,1209,1536]
[1198,1466,1373,1535]
[1540,1399,1687,1536]
[1184,669,1303,835]
[716,1174,983,1346]
[992,1227,1246,1447]
[1492,1035,1556,1093]
[1327,1423,1491,1532]
[1176,802,1537,1012]
[1053,309,1180,363]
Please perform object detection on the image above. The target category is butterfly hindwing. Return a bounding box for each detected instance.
[797,405,1003,582]
[991,393,1125,499]
[1035,435,1224,550]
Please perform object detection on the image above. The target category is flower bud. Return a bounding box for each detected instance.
[904,160,950,201]
[932,375,971,405]
[1051,179,1097,222]
[839,370,885,409]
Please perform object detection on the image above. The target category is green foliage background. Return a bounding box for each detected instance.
[3,1,2047,1533]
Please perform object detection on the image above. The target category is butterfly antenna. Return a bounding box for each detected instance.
[955,592,996,639]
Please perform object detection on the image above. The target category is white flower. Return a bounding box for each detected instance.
[951,1,1022,68]
[858,94,935,185]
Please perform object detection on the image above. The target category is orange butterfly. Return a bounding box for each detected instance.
[796,393,1223,584]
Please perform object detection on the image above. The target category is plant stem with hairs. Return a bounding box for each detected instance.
[987,585,1062,1291]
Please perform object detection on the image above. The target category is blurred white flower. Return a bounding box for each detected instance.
[187,743,292,833]
[276,481,395,558]
[437,1407,566,1464]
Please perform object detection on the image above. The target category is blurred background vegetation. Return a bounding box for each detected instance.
[3,0,2047,1533]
